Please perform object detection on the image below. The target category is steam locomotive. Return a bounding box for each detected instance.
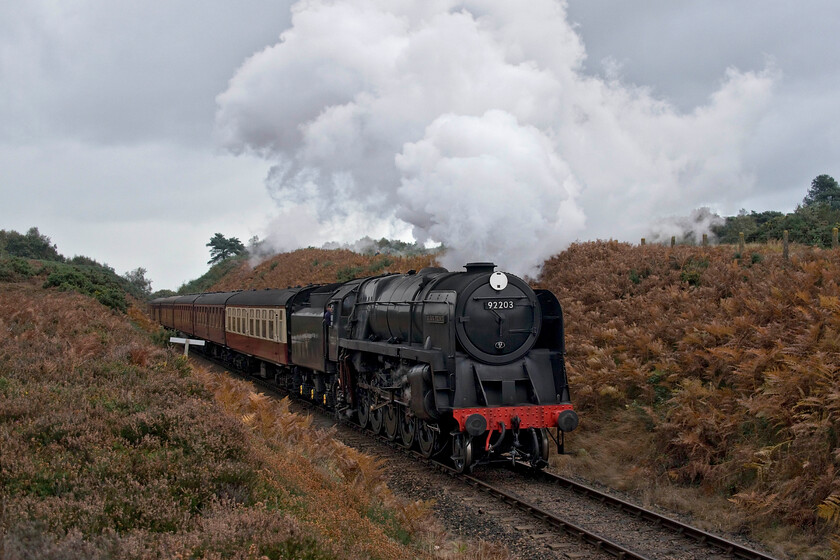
[149,262,578,472]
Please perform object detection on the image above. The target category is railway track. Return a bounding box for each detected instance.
[194,355,780,560]
[519,467,776,560]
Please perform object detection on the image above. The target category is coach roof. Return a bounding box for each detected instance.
[226,288,303,307]
[194,292,240,305]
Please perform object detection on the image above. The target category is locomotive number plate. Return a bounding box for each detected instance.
[484,300,515,310]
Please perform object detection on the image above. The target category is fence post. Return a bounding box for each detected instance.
[783,230,789,260]
[640,238,646,246]
[833,227,838,249]
[738,232,745,255]
[671,236,676,247]
[702,233,708,247]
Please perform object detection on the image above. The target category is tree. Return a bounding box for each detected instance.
[0,227,63,261]
[802,174,840,208]
[122,267,152,297]
[206,233,245,265]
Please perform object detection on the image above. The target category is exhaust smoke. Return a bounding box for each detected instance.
[216,0,776,275]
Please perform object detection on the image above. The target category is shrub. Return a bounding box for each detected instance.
[0,256,35,282]
[42,266,127,312]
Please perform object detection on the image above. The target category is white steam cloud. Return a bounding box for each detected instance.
[647,207,726,245]
[216,0,777,276]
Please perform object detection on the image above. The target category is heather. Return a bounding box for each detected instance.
[0,284,504,559]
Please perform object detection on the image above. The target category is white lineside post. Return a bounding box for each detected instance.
[169,337,205,357]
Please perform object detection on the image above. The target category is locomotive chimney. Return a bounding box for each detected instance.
[464,262,496,273]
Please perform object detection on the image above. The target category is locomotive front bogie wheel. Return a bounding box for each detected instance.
[383,405,399,441]
[524,428,550,468]
[399,413,416,449]
[535,428,550,467]
[417,420,438,458]
[451,433,473,473]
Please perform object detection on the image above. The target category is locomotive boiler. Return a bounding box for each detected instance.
[150,262,578,472]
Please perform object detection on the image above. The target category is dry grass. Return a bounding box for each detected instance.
[538,241,839,558]
[0,282,508,560]
[211,248,437,291]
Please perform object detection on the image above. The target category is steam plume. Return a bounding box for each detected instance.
[216,0,776,276]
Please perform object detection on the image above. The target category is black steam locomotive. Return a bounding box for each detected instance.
[149,262,578,472]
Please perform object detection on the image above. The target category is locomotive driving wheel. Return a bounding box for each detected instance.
[383,404,398,440]
[417,420,438,458]
[357,388,370,428]
[369,399,384,434]
[399,412,416,449]
[451,433,473,473]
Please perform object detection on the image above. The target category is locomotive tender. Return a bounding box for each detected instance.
[149,262,578,472]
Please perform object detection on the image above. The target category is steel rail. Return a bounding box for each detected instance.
[333,409,653,560]
[452,467,653,560]
[519,466,778,560]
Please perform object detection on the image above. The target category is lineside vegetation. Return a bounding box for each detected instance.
[0,284,508,559]
[539,241,838,559]
[217,241,840,559]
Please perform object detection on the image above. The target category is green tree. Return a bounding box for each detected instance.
[122,267,152,297]
[206,233,245,265]
[802,174,840,208]
[0,227,63,261]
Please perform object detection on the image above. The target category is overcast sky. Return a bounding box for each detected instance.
[1,1,837,290]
